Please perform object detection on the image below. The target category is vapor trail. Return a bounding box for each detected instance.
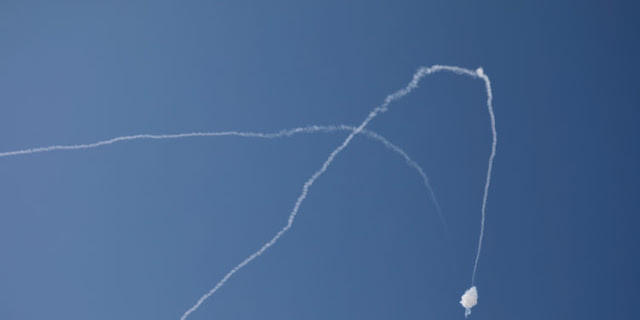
[180,65,495,319]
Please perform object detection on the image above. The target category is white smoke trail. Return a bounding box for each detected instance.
[311,125,445,228]
[356,129,446,229]
[0,127,326,158]
[1,65,495,318]
[458,68,496,318]
[471,67,496,285]
[0,124,443,224]
[0,125,443,224]
[460,286,478,317]
[180,65,496,319]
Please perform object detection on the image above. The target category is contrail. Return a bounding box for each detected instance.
[180,65,496,319]
[0,125,443,225]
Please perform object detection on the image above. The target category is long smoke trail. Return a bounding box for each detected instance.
[0,125,443,224]
[0,127,328,158]
[359,128,446,229]
[180,65,495,319]
[310,125,445,228]
[1,65,495,318]
[471,68,496,286]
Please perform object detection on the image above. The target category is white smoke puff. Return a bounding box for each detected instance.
[460,286,478,317]
[476,67,484,77]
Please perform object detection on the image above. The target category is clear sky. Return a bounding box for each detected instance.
[1,1,639,319]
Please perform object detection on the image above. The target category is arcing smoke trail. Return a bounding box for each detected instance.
[0,123,448,317]
[180,65,495,319]
[0,125,443,225]
[459,67,496,319]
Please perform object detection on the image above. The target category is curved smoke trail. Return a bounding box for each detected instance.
[0,65,495,319]
[179,65,495,319]
[0,125,443,226]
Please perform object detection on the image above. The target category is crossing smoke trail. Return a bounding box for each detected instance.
[459,67,496,319]
[0,126,356,157]
[0,125,443,225]
[179,65,496,319]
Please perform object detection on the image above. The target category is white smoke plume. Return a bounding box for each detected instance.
[460,286,478,317]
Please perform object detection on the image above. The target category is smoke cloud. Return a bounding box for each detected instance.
[179,65,495,319]
[460,286,478,317]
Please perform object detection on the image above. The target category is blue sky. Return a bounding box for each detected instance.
[1,1,639,319]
